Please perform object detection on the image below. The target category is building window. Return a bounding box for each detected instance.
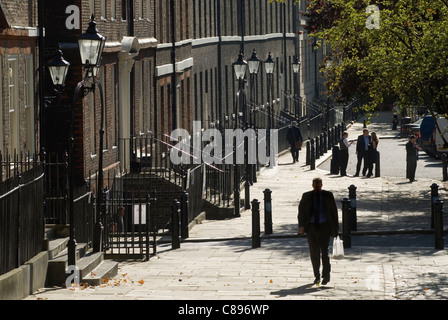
[8,56,19,155]
[101,0,107,19]
[89,91,96,156]
[138,62,144,134]
[147,0,151,21]
[89,0,95,16]
[100,67,107,150]
[24,55,35,156]
[110,65,117,146]
[121,0,127,21]
[146,60,151,133]
[111,0,116,20]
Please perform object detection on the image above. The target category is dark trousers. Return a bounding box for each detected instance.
[407,158,417,181]
[356,151,368,176]
[306,223,331,279]
[291,145,299,162]
[339,149,349,176]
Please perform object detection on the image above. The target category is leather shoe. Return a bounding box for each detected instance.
[322,275,330,285]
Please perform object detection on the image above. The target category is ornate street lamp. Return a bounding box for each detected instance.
[248,49,261,183]
[77,15,106,253]
[78,15,106,69]
[265,53,275,160]
[48,49,70,91]
[292,56,301,118]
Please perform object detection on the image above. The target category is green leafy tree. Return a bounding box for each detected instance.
[273,0,448,144]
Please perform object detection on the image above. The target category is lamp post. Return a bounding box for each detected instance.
[232,51,248,215]
[265,53,275,161]
[77,15,106,253]
[248,49,261,184]
[292,56,301,119]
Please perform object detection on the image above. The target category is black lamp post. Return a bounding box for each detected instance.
[247,49,261,183]
[77,15,106,253]
[232,51,248,216]
[292,56,301,118]
[265,53,275,160]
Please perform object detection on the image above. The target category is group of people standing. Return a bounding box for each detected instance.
[287,121,380,178]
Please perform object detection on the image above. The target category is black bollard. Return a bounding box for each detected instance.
[330,146,340,174]
[180,191,189,239]
[434,198,444,250]
[341,198,352,249]
[306,141,311,166]
[310,139,316,170]
[375,151,381,177]
[443,154,448,181]
[349,185,357,231]
[315,136,320,159]
[251,199,261,248]
[264,189,273,235]
[171,199,181,249]
[431,183,439,229]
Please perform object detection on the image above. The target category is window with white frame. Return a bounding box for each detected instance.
[111,0,116,20]
[8,56,19,156]
[89,91,96,156]
[110,65,117,146]
[138,62,144,134]
[146,60,151,132]
[101,0,107,19]
[24,55,35,156]
[100,67,108,150]
[138,0,143,19]
[89,0,95,16]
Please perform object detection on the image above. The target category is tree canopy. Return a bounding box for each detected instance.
[273,0,448,118]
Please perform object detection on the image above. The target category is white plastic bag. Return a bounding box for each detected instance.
[332,236,344,260]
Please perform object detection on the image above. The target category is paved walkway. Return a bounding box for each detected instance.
[25,111,448,301]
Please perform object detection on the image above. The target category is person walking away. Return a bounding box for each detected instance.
[406,135,421,182]
[339,132,351,176]
[298,178,339,285]
[355,129,371,177]
[366,132,379,178]
[287,121,303,163]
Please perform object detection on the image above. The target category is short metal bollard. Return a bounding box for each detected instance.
[434,198,444,250]
[431,183,439,229]
[330,146,340,174]
[171,199,181,249]
[443,154,448,181]
[375,151,381,177]
[349,185,357,231]
[264,189,273,235]
[306,141,311,166]
[315,136,320,159]
[181,191,189,239]
[341,198,352,249]
[251,199,261,248]
[310,139,316,170]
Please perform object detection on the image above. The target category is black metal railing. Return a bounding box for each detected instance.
[0,153,44,275]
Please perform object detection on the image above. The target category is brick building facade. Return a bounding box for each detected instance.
[0,1,39,167]
[1,0,325,189]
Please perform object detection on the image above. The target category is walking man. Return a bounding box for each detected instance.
[287,121,303,163]
[406,134,421,182]
[298,178,339,285]
[355,128,371,176]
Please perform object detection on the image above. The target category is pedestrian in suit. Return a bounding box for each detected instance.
[298,178,339,285]
[366,132,379,178]
[339,132,350,176]
[355,129,371,177]
[406,135,421,182]
[287,121,303,163]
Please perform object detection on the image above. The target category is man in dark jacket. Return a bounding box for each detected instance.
[355,128,371,176]
[287,121,303,163]
[298,178,339,285]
